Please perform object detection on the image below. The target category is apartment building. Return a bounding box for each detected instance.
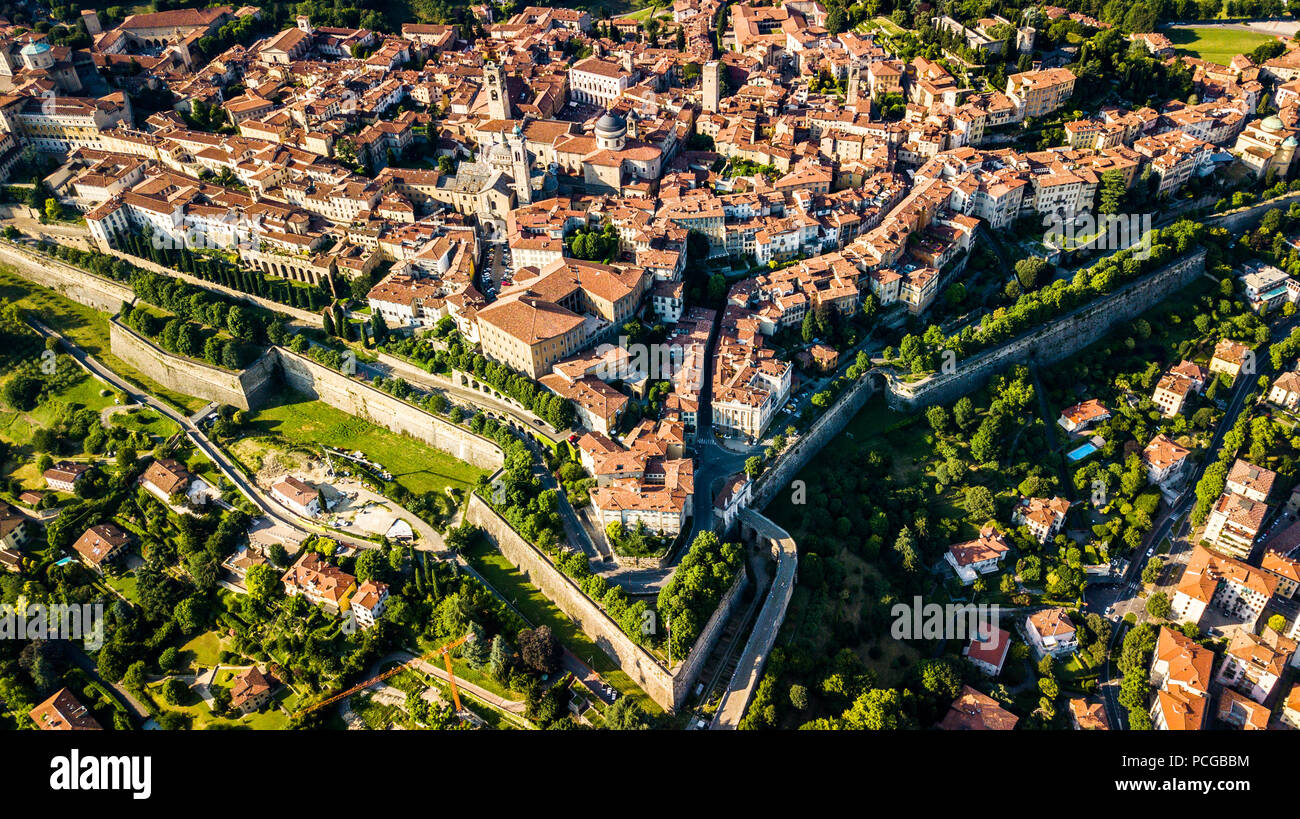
[1172,545,1277,629]
[1202,491,1269,559]
[1210,338,1253,382]
[1216,627,1297,704]
[1025,608,1078,658]
[1141,434,1192,486]
[1004,68,1075,120]
[1149,626,1213,731]
[1012,496,1070,544]
[1225,459,1277,503]
[351,579,390,628]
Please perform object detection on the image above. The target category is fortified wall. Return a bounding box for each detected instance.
[0,241,133,313]
[465,492,747,712]
[108,318,278,410]
[748,373,879,510]
[885,248,1208,412]
[273,347,504,472]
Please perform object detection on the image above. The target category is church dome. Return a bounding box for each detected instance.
[20,41,51,56]
[594,112,627,139]
[1262,115,1285,133]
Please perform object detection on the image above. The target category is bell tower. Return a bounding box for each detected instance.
[483,61,511,121]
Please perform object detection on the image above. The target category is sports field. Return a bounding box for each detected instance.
[1167,27,1277,65]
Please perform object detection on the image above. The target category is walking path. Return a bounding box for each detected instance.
[711,510,798,729]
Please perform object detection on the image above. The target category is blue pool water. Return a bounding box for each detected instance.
[1066,442,1098,462]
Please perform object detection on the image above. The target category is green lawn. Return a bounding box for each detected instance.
[240,391,487,497]
[0,366,115,445]
[1168,27,1276,65]
[0,366,118,490]
[615,2,666,22]
[102,572,140,604]
[873,15,908,36]
[0,267,207,413]
[463,536,664,717]
[144,680,291,729]
[180,631,225,669]
[108,406,180,440]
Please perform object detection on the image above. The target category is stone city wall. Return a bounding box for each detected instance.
[109,317,277,410]
[273,347,504,472]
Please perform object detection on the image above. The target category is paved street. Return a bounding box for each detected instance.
[1092,311,1300,729]
[29,318,389,554]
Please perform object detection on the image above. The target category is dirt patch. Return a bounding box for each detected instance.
[230,438,318,485]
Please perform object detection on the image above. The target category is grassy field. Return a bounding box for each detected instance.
[180,631,226,669]
[107,406,180,441]
[1168,27,1276,64]
[0,371,114,448]
[0,267,208,413]
[0,366,117,490]
[615,2,667,21]
[240,391,487,497]
[872,16,908,36]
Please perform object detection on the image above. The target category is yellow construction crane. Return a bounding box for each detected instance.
[296,633,472,718]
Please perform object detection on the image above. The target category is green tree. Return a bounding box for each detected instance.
[605,695,651,729]
[1098,169,1127,214]
[1145,591,1171,620]
[245,563,280,604]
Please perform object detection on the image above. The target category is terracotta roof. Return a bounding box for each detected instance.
[71,523,130,567]
[1226,459,1278,498]
[29,688,102,730]
[937,685,1019,730]
[229,666,272,708]
[1142,434,1191,469]
[965,628,1011,673]
[1177,546,1277,605]
[1027,607,1076,641]
[947,526,1010,567]
[140,458,192,497]
[1068,697,1110,730]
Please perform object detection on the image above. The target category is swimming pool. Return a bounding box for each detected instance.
[1066,442,1098,462]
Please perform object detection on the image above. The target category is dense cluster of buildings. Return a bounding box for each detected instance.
[10,4,1300,694]
[3,2,1291,472]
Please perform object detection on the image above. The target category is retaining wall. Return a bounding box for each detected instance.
[106,248,322,325]
[108,318,278,410]
[465,492,746,712]
[0,240,133,313]
[885,248,1208,412]
[273,347,504,472]
[749,373,880,509]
